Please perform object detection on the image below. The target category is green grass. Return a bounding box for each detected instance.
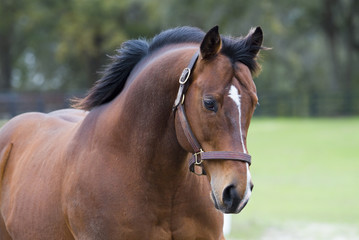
[2,118,359,238]
[0,120,7,127]
[228,117,359,239]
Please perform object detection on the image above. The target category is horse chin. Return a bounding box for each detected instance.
[231,199,249,214]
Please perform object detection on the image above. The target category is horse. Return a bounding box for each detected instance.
[0,25,263,239]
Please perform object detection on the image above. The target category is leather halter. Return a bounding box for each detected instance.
[173,51,252,175]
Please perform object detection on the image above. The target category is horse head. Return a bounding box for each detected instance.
[174,26,262,214]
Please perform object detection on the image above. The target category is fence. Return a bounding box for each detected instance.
[254,92,359,117]
[0,92,83,119]
[1,91,359,119]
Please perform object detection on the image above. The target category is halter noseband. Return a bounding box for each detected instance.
[173,51,252,175]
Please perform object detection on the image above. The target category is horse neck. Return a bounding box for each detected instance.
[97,46,198,183]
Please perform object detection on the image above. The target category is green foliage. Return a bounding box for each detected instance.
[55,0,159,88]
[0,0,358,116]
[0,120,7,127]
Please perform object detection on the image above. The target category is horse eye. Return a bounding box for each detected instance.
[203,98,218,112]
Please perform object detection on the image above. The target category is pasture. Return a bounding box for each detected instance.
[0,120,7,128]
[1,118,358,239]
[228,117,359,239]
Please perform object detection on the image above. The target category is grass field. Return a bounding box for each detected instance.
[228,117,359,240]
[0,120,7,127]
[1,118,358,239]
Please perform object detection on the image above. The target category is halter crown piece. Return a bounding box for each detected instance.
[173,51,252,176]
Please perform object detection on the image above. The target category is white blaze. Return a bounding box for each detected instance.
[228,85,252,213]
[228,85,246,154]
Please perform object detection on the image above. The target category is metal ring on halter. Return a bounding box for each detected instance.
[194,149,204,165]
[179,68,191,84]
[181,94,185,105]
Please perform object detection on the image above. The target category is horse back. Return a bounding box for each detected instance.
[0,109,86,160]
[0,109,85,239]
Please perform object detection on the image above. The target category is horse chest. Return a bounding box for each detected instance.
[64,172,223,239]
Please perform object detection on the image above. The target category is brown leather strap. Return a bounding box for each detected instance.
[177,104,202,153]
[201,151,251,163]
[173,51,252,176]
[189,151,251,173]
[173,51,200,110]
[178,103,252,175]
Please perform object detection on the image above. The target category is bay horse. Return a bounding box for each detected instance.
[0,26,263,239]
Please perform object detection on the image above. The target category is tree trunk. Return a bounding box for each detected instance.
[341,0,358,114]
[322,0,341,91]
[0,23,13,91]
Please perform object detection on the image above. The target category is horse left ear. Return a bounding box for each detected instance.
[244,26,263,56]
[200,26,222,59]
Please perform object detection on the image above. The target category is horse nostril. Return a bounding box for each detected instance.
[222,184,240,210]
[250,182,254,191]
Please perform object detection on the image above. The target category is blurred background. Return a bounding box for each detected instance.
[0,0,358,239]
[1,0,358,117]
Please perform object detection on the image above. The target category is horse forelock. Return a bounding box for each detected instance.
[72,26,261,111]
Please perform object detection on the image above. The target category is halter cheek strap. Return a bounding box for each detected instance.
[173,51,252,176]
[173,51,200,111]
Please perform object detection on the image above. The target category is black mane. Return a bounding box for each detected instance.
[73,26,261,110]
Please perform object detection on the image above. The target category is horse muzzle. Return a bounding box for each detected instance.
[211,182,253,213]
[210,163,253,214]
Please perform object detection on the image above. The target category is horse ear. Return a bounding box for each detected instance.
[244,26,263,56]
[200,26,222,59]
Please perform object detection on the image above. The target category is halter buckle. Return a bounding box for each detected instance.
[179,68,191,84]
[194,149,204,165]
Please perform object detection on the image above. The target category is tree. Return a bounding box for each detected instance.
[0,0,24,90]
[1,0,358,115]
[321,0,359,114]
[56,0,158,88]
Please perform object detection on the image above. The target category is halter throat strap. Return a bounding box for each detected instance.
[173,51,252,175]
